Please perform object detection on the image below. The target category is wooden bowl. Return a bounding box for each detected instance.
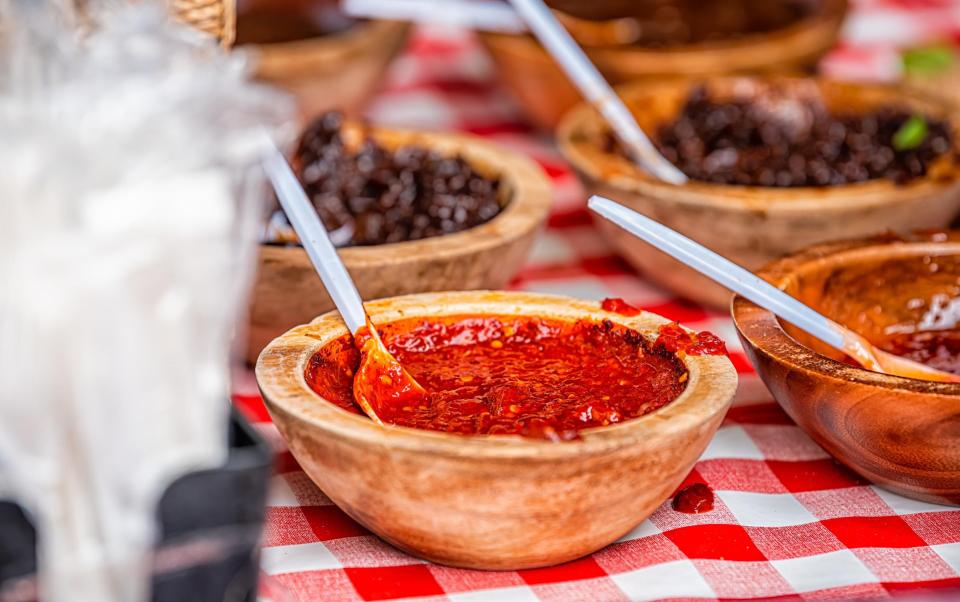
[256,291,738,569]
[478,0,847,130]
[558,76,960,309]
[235,4,409,120]
[245,125,552,364]
[732,232,960,505]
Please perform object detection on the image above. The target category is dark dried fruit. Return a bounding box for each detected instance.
[293,112,504,247]
[609,86,955,187]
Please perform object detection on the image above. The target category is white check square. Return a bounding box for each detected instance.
[772,550,875,592]
[260,542,341,575]
[699,425,765,460]
[612,559,715,601]
[718,491,818,527]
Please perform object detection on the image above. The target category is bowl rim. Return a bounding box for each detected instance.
[731,233,960,395]
[256,291,739,460]
[237,18,408,54]
[479,0,847,58]
[262,124,553,268]
[556,76,960,213]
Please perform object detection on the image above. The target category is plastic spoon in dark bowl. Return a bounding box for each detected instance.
[508,0,687,184]
[263,146,427,424]
[588,195,960,384]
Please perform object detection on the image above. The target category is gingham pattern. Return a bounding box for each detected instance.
[234,1,960,599]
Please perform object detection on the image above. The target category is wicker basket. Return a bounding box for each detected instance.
[169,0,236,46]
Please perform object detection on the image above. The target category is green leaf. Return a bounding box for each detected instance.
[893,115,928,151]
[903,45,955,76]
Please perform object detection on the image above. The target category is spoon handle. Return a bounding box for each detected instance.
[588,196,846,350]
[508,0,687,185]
[263,146,366,335]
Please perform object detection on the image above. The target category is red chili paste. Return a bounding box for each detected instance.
[876,330,960,375]
[601,297,641,316]
[306,315,706,441]
[655,322,728,356]
[672,483,715,514]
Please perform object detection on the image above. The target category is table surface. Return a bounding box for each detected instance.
[234,1,960,599]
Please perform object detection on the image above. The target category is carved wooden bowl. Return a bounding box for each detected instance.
[479,0,846,130]
[732,232,960,505]
[558,76,960,309]
[245,124,552,364]
[256,291,738,569]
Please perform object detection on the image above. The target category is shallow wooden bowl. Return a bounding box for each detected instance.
[732,232,960,505]
[478,0,846,130]
[558,76,960,309]
[238,18,409,119]
[246,125,552,364]
[256,291,738,569]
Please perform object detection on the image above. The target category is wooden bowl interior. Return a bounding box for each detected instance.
[771,239,960,362]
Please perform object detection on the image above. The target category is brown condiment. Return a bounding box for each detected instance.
[235,0,356,45]
[293,113,504,247]
[556,0,813,47]
[609,86,954,187]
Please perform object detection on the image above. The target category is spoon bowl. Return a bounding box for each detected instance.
[587,196,960,383]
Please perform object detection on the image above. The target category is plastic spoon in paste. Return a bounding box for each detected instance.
[589,195,960,384]
[508,0,687,184]
[263,147,427,424]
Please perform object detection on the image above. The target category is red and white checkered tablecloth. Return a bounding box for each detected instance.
[233,1,960,599]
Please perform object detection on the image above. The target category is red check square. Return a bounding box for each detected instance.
[885,577,960,597]
[666,524,767,561]
[767,459,866,492]
[724,403,794,426]
[519,556,608,585]
[824,516,926,549]
[302,505,368,541]
[345,565,445,601]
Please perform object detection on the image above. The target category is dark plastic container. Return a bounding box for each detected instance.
[0,409,271,602]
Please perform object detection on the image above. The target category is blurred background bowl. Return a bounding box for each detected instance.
[479,0,847,130]
[245,124,552,364]
[234,0,409,120]
[732,232,960,505]
[558,76,960,309]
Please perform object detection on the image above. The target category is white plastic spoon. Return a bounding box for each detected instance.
[343,0,687,184]
[262,146,427,424]
[508,0,687,184]
[588,195,960,383]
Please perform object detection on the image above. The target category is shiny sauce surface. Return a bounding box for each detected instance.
[306,315,722,440]
[810,252,960,375]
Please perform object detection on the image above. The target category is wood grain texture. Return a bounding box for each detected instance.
[558,77,960,309]
[256,291,738,569]
[732,232,960,505]
[242,20,409,120]
[245,125,553,364]
[478,0,846,130]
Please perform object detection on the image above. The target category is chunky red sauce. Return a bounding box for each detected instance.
[876,330,960,375]
[672,483,715,514]
[655,322,728,356]
[306,315,701,440]
[601,297,642,316]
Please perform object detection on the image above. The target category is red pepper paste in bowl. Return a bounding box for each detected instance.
[306,310,726,441]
